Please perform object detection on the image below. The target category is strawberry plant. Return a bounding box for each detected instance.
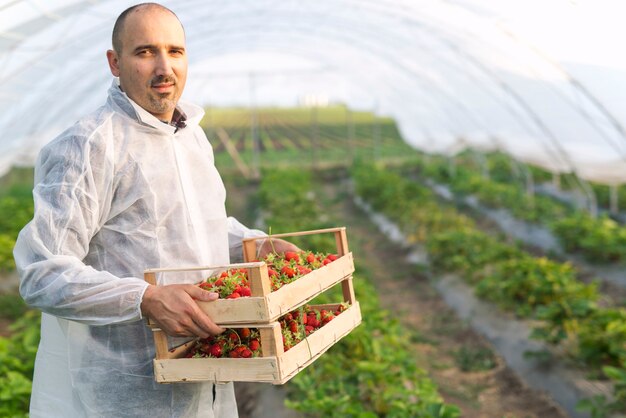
[602,363,626,413]
[0,310,40,418]
[474,256,599,318]
[551,213,626,262]
[426,229,523,279]
[575,308,626,368]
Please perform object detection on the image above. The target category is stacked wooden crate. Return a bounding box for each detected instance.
[144,227,361,384]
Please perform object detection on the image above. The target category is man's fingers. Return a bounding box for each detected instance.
[191,305,224,336]
[187,285,219,302]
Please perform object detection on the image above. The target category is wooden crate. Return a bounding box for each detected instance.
[144,227,356,326]
[152,302,362,384]
[144,227,361,384]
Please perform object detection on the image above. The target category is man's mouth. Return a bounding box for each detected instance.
[152,83,174,93]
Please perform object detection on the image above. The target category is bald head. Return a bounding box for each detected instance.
[106,2,188,121]
[112,3,182,53]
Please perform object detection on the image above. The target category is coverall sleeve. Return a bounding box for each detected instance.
[227,217,267,262]
[13,135,149,326]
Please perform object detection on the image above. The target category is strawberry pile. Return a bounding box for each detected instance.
[185,303,349,358]
[280,303,348,352]
[186,327,261,359]
[197,250,340,298]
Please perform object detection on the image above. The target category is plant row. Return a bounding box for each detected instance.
[352,162,626,414]
[255,167,460,417]
[412,153,626,263]
[0,175,38,417]
[444,150,626,212]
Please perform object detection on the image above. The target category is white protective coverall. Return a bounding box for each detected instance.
[13,80,264,418]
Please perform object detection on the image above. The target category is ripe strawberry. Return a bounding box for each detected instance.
[214,278,224,287]
[326,254,339,261]
[306,253,316,263]
[281,266,296,278]
[199,282,213,291]
[284,251,300,262]
[305,325,314,335]
[268,268,278,277]
[228,331,239,343]
[239,348,252,358]
[239,286,251,297]
[209,344,222,357]
[307,314,319,328]
[288,320,298,333]
[226,292,241,299]
[249,339,260,351]
[283,313,293,322]
[322,258,332,266]
[230,345,247,358]
[239,328,251,339]
[297,265,311,275]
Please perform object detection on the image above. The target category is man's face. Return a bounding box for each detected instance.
[106,7,187,122]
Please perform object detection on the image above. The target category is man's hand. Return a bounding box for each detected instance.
[257,237,301,259]
[141,284,224,338]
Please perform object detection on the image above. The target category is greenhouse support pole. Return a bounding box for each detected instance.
[448,155,456,178]
[310,105,319,170]
[552,172,560,190]
[525,166,535,208]
[372,102,380,161]
[610,184,619,215]
[249,72,260,179]
[346,108,354,163]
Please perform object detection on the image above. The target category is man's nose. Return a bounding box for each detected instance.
[154,52,173,76]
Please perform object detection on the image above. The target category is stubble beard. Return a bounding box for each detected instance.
[148,75,179,118]
[148,93,177,116]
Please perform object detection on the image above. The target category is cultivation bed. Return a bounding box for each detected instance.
[355,196,615,418]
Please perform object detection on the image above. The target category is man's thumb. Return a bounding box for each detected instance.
[189,286,219,301]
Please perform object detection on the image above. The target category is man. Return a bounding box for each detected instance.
[14,3,296,417]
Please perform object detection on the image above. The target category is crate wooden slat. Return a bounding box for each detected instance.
[152,302,362,384]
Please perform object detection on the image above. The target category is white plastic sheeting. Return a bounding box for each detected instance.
[2,0,626,183]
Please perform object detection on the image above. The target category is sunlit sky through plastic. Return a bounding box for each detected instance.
[2,0,626,182]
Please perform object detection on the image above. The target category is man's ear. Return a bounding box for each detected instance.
[106,49,121,77]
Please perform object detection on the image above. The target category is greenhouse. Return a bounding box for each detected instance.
[2,1,626,417]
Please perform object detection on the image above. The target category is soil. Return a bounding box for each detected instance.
[225,176,569,418]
